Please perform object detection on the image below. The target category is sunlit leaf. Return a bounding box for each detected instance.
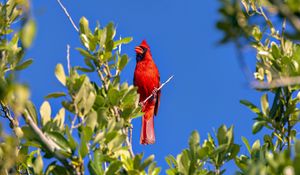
[55,64,66,86]
[40,101,51,126]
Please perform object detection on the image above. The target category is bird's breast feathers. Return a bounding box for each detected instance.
[134,60,159,99]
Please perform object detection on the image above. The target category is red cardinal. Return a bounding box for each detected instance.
[134,40,161,145]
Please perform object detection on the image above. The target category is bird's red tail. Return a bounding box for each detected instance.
[140,106,155,145]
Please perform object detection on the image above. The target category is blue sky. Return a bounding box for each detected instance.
[4,0,269,174]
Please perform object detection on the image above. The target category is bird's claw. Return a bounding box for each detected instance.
[139,102,145,107]
[152,87,158,98]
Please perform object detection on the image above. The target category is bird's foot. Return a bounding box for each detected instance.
[139,101,145,107]
[152,87,158,98]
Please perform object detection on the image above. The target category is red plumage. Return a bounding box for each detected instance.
[134,40,161,145]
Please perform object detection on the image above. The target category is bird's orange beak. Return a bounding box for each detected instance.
[135,46,144,55]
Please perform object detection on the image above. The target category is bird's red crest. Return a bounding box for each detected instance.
[140,40,150,49]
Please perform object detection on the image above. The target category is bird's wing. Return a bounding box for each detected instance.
[154,89,161,116]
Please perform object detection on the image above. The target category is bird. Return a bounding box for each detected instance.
[134,40,161,145]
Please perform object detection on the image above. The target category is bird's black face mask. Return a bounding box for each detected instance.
[136,47,148,62]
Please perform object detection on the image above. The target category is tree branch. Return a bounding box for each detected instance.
[56,0,79,32]
[141,75,174,105]
[66,44,71,75]
[0,101,18,129]
[22,110,76,173]
[251,76,300,89]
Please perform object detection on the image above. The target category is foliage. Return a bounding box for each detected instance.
[166,125,239,175]
[217,0,300,174]
[0,0,155,174]
[2,0,300,174]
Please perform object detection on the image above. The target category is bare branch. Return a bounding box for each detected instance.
[56,0,79,32]
[23,111,58,153]
[22,110,75,172]
[66,44,71,75]
[124,128,134,157]
[141,75,174,105]
[70,114,78,134]
[251,76,300,89]
[0,101,17,129]
[129,124,133,145]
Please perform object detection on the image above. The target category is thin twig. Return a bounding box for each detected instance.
[0,101,17,128]
[251,76,300,89]
[72,117,88,129]
[141,75,174,105]
[56,0,79,32]
[129,124,133,145]
[97,67,109,90]
[67,44,71,75]
[124,129,134,157]
[70,114,78,134]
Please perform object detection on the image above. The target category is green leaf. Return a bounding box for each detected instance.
[177,150,190,174]
[261,94,269,115]
[40,101,51,126]
[45,162,71,175]
[22,126,38,140]
[229,144,240,159]
[80,34,90,50]
[252,140,261,150]
[55,63,66,86]
[148,162,161,175]
[33,150,43,174]
[86,110,98,131]
[76,66,94,73]
[25,101,38,124]
[76,48,95,59]
[44,92,66,99]
[105,22,115,42]
[79,17,90,35]
[46,131,71,153]
[107,134,126,151]
[140,155,154,170]
[240,100,261,114]
[271,42,280,58]
[118,54,128,71]
[88,161,101,175]
[53,108,65,131]
[134,153,143,169]
[114,37,133,48]
[217,125,227,145]
[252,121,264,134]
[15,59,33,71]
[269,89,281,119]
[189,130,200,154]
[85,91,96,115]
[252,26,262,41]
[79,126,93,158]
[21,20,36,48]
[108,88,120,105]
[241,136,251,153]
[65,126,77,152]
[105,161,122,175]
